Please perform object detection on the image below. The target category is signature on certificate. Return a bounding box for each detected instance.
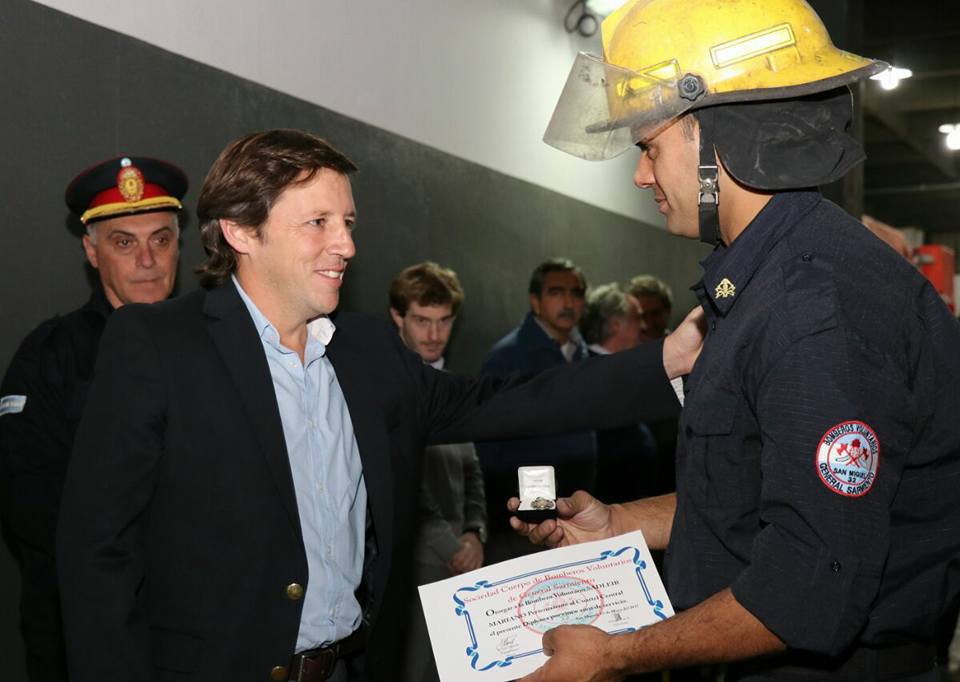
[496,634,521,655]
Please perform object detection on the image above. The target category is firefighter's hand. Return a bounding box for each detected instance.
[663,305,705,379]
[508,491,615,549]
[519,626,624,682]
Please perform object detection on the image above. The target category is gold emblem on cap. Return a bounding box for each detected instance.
[116,160,145,203]
[715,278,736,299]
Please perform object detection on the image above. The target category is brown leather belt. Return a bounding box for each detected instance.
[288,627,365,682]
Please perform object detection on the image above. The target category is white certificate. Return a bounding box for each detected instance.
[418,531,673,682]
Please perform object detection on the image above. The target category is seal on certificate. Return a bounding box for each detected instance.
[516,576,604,634]
[531,497,555,510]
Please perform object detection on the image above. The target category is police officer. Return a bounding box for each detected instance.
[509,1,960,680]
[0,156,187,681]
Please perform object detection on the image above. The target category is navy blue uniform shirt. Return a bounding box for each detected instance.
[665,191,960,677]
[1,288,113,682]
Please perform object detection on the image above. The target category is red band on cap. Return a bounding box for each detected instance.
[87,183,172,210]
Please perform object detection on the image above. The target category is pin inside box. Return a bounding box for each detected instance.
[516,465,558,523]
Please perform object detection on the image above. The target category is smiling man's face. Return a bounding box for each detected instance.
[233,168,357,324]
[633,117,702,239]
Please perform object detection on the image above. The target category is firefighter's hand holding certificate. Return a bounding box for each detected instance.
[418,531,673,682]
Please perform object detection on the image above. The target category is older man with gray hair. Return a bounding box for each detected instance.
[0,155,187,681]
[580,282,644,355]
[580,283,660,503]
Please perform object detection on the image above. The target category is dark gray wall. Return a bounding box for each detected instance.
[0,0,708,674]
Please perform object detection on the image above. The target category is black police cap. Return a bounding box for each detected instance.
[64,155,188,224]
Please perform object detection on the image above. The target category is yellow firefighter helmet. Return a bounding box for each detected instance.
[544,0,886,160]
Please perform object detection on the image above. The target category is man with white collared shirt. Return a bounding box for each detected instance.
[56,130,697,682]
[233,275,366,653]
[477,258,597,564]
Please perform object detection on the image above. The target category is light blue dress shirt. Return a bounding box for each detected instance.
[233,277,367,651]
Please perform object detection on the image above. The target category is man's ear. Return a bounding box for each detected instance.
[529,293,541,316]
[219,219,256,256]
[81,233,99,269]
[389,307,404,331]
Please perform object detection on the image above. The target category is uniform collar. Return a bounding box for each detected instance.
[697,190,821,316]
[82,284,116,319]
[517,311,555,349]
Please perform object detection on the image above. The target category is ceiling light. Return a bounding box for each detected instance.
[870,66,913,91]
[939,124,960,151]
[585,0,624,15]
[948,132,960,151]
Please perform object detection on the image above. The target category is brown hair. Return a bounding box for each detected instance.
[389,262,465,316]
[195,129,357,288]
[680,113,698,141]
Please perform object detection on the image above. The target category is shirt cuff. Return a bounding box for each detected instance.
[670,377,685,406]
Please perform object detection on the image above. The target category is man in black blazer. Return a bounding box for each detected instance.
[56,129,700,682]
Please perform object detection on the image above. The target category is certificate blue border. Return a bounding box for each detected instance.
[450,545,668,672]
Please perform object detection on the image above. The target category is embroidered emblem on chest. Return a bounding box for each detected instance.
[815,420,880,497]
[714,278,736,299]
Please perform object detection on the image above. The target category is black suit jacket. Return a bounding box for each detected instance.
[56,282,680,682]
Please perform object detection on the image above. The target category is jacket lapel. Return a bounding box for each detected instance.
[325,335,394,612]
[203,283,302,533]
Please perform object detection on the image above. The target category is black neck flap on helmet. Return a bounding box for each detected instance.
[692,86,864,246]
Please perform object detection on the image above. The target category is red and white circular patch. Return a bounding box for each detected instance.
[815,421,880,497]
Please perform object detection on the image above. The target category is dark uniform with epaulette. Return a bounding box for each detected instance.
[0,291,112,681]
[0,155,187,682]
[541,0,960,679]
[666,190,960,681]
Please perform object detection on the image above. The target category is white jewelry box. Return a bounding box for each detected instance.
[516,465,558,523]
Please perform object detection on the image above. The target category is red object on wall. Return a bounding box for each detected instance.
[915,244,956,312]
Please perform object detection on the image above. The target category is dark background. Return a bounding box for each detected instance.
[0,0,706,673]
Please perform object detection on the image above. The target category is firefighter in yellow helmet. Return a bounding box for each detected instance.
[510,1,960,680]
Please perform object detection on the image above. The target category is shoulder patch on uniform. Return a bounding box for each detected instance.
[815,420,880,497]
[0,395,27,416]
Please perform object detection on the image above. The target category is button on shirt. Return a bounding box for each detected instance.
[233,277,367,651]
[665,191,960,666]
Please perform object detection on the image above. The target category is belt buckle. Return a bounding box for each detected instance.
[292,645,338,682]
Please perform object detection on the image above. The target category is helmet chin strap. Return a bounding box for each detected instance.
[696,110,722,246]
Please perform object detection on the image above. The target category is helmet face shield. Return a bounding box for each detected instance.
[543,52,697,161]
